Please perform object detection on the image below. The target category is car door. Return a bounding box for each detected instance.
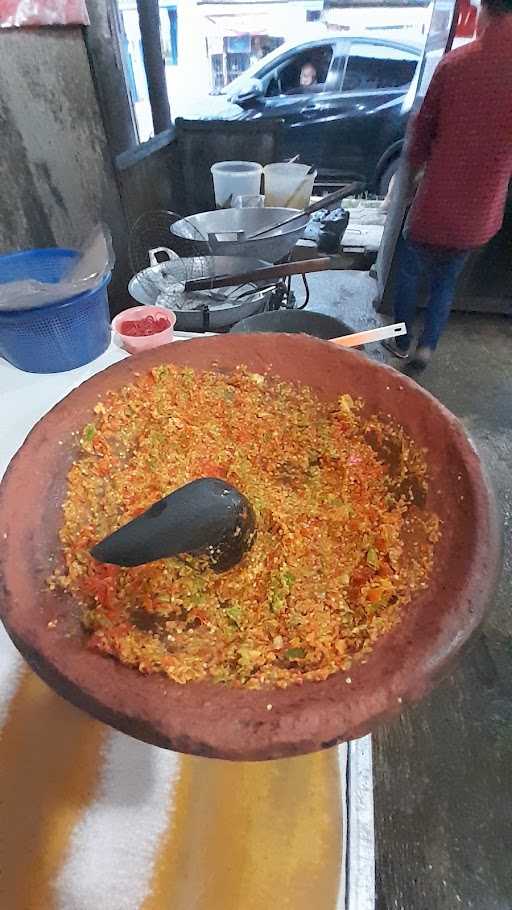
[242,40,344,169]
[329,40,419,186]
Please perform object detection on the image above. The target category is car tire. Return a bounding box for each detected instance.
[378,158,400,197]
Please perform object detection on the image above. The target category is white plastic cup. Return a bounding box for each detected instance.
[211,161,263,209]
[264,162,317,210]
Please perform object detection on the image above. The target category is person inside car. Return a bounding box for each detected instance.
[299,62,318,89]
[384,0,512,370]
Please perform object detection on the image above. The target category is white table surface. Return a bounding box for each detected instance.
[0,334,207,480]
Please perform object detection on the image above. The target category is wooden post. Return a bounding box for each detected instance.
[136,0,172,135]
[85,0,138,155]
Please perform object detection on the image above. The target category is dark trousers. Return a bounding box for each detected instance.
[394,237,469,351]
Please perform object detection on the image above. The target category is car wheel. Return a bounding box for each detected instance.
[378,158,400,197]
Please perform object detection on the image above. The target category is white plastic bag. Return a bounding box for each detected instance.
[0,224,115,311]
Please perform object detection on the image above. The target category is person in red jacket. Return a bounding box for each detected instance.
[384,0,512,368]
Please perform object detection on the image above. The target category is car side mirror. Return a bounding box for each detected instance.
[230,78,264,108]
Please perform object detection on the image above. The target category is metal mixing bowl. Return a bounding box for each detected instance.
[170,208,309,263]
[128,255,275,331]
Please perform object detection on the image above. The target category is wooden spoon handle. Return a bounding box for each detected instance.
[184,258,331,293]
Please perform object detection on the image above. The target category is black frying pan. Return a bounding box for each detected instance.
[230,309,354,340]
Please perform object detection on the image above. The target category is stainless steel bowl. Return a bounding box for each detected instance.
[128,255,270,306]
[170,208,308,263]
[128,255,274,331]
[158,288,271,332]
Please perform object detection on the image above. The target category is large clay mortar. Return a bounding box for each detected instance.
[0,335,502,760]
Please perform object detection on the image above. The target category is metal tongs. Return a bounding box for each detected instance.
[246,182,364,241]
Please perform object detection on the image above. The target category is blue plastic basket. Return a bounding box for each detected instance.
[0,248,111,373]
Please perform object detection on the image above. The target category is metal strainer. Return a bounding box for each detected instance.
[128,210,217,304]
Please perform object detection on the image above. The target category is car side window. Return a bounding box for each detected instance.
[265,45,335,98]
[342,43,418,93]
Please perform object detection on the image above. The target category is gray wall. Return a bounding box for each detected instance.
[0,26,130,308]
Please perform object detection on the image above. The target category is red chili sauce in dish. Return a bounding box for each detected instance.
[121,315,171,337]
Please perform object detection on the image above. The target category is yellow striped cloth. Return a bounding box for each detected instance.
[0,624,345,909]
[0,344,346,910]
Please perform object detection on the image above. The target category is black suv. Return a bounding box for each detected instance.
[194,35,420,195]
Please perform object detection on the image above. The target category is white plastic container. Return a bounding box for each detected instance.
[211,161,263,208]
[264,162,317,210]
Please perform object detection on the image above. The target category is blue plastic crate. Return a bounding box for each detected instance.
[0,248,111,373]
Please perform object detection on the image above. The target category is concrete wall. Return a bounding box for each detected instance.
[0,26,130,308]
